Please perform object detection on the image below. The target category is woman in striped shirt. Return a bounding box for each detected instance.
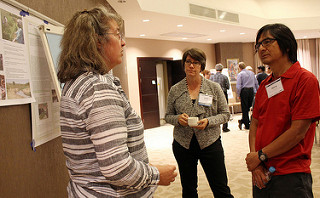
[57,6,176,197]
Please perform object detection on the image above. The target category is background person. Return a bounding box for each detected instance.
[256,65,268,85]
[245,65,253,72]
[265,65,272,75]
[246,23,320,198]
[236,62,259,130]
[58,7,177,197]
[210,63,231,132]
[201,69,211,79]
[165,48,233,198]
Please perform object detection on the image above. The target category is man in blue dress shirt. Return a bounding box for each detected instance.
[236,62,259,130]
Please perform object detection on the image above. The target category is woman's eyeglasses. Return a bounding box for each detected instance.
[185,60,201,66]
[103,32,123,41]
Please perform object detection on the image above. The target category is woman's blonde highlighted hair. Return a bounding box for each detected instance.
[58,6,123,83]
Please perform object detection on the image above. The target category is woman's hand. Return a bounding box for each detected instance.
[178,113,189,126]
[154,164,178,186]
[192,118,208,130]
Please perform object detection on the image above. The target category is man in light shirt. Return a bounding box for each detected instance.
[236,62,258,130]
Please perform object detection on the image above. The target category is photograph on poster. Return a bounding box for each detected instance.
[227,58,239,82]
[6,78,31,99]
[38,103,49,120]
[1,9,24,44]
[0,54,3,70]
[0,74,6,100]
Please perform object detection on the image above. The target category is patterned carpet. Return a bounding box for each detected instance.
[144,114,320,198]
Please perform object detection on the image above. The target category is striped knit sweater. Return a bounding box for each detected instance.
[60,72,159,197]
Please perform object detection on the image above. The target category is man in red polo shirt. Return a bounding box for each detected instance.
[245,23,320,198]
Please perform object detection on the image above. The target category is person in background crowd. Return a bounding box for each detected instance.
[265,65,272,75]
[245,65,253,72]
[57,6,177,197]
[201,69,211,79]
[210,63,231,132]
[246,23,320,198]
[256,65,268,85]
[236,62,259,130]
[165,48,233,198]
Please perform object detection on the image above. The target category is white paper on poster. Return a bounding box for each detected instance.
[0,2,35,106]
[27,20,61,147]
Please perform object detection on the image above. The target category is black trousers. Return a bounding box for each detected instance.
[172,135,233,198]
[223,91,229,130]
[240,87,254,129]
[253,173,313,198]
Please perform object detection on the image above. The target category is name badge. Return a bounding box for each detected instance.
[198,93,212,106]
[266,78,284,98]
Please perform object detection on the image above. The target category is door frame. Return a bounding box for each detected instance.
[137,57,173,123]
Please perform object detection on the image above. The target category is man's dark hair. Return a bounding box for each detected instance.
[257,65,265,72]
[256,23,297,63]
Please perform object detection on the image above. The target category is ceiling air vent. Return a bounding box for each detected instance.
[217,10,239,23]
[189,4,216,20]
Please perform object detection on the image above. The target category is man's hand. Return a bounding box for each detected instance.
[251,165,268,189]
[246,151,260,171]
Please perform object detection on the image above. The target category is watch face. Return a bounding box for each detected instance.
[260,154,266,161]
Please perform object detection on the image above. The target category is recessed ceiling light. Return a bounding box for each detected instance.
[220,29,226,32]
[207,38,212,41]
[182,38,188,40]
[142,19,150,22]
[303,36,308,38]
[177,24,183,27]
[140,34,146,37]
[240,32,245,35]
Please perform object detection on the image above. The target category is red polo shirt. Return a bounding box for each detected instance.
[252,61,320,175]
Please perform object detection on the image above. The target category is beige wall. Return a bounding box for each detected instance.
[242,43,255,72]
[125,38,216,116]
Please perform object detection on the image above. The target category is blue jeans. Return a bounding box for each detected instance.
[253,172,313,198]
[172,135,233,198]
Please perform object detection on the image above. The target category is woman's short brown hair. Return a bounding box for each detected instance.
[182,48,206,71]
[57,6,123,83]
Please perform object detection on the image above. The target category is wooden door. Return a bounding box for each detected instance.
[166,60,184,91]
[137,57,172,129]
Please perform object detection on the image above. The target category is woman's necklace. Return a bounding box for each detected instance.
[186,78,201,99]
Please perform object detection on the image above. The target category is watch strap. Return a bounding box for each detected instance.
[258,149,268,162]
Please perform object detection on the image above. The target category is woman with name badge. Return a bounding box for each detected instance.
[58,7,177,197]
[165,48,234,198]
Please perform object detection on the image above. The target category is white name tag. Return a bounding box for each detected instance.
[198,93,212,106]
[266,78,284,98]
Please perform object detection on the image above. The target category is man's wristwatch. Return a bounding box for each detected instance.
[258,150,268,162]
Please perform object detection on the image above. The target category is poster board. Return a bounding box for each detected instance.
[0,2,35,106]
[0,0,64,147]
[28,21,62,148]
[227,58,238,82]
[210,68,234,99]
[39,24,63,101]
